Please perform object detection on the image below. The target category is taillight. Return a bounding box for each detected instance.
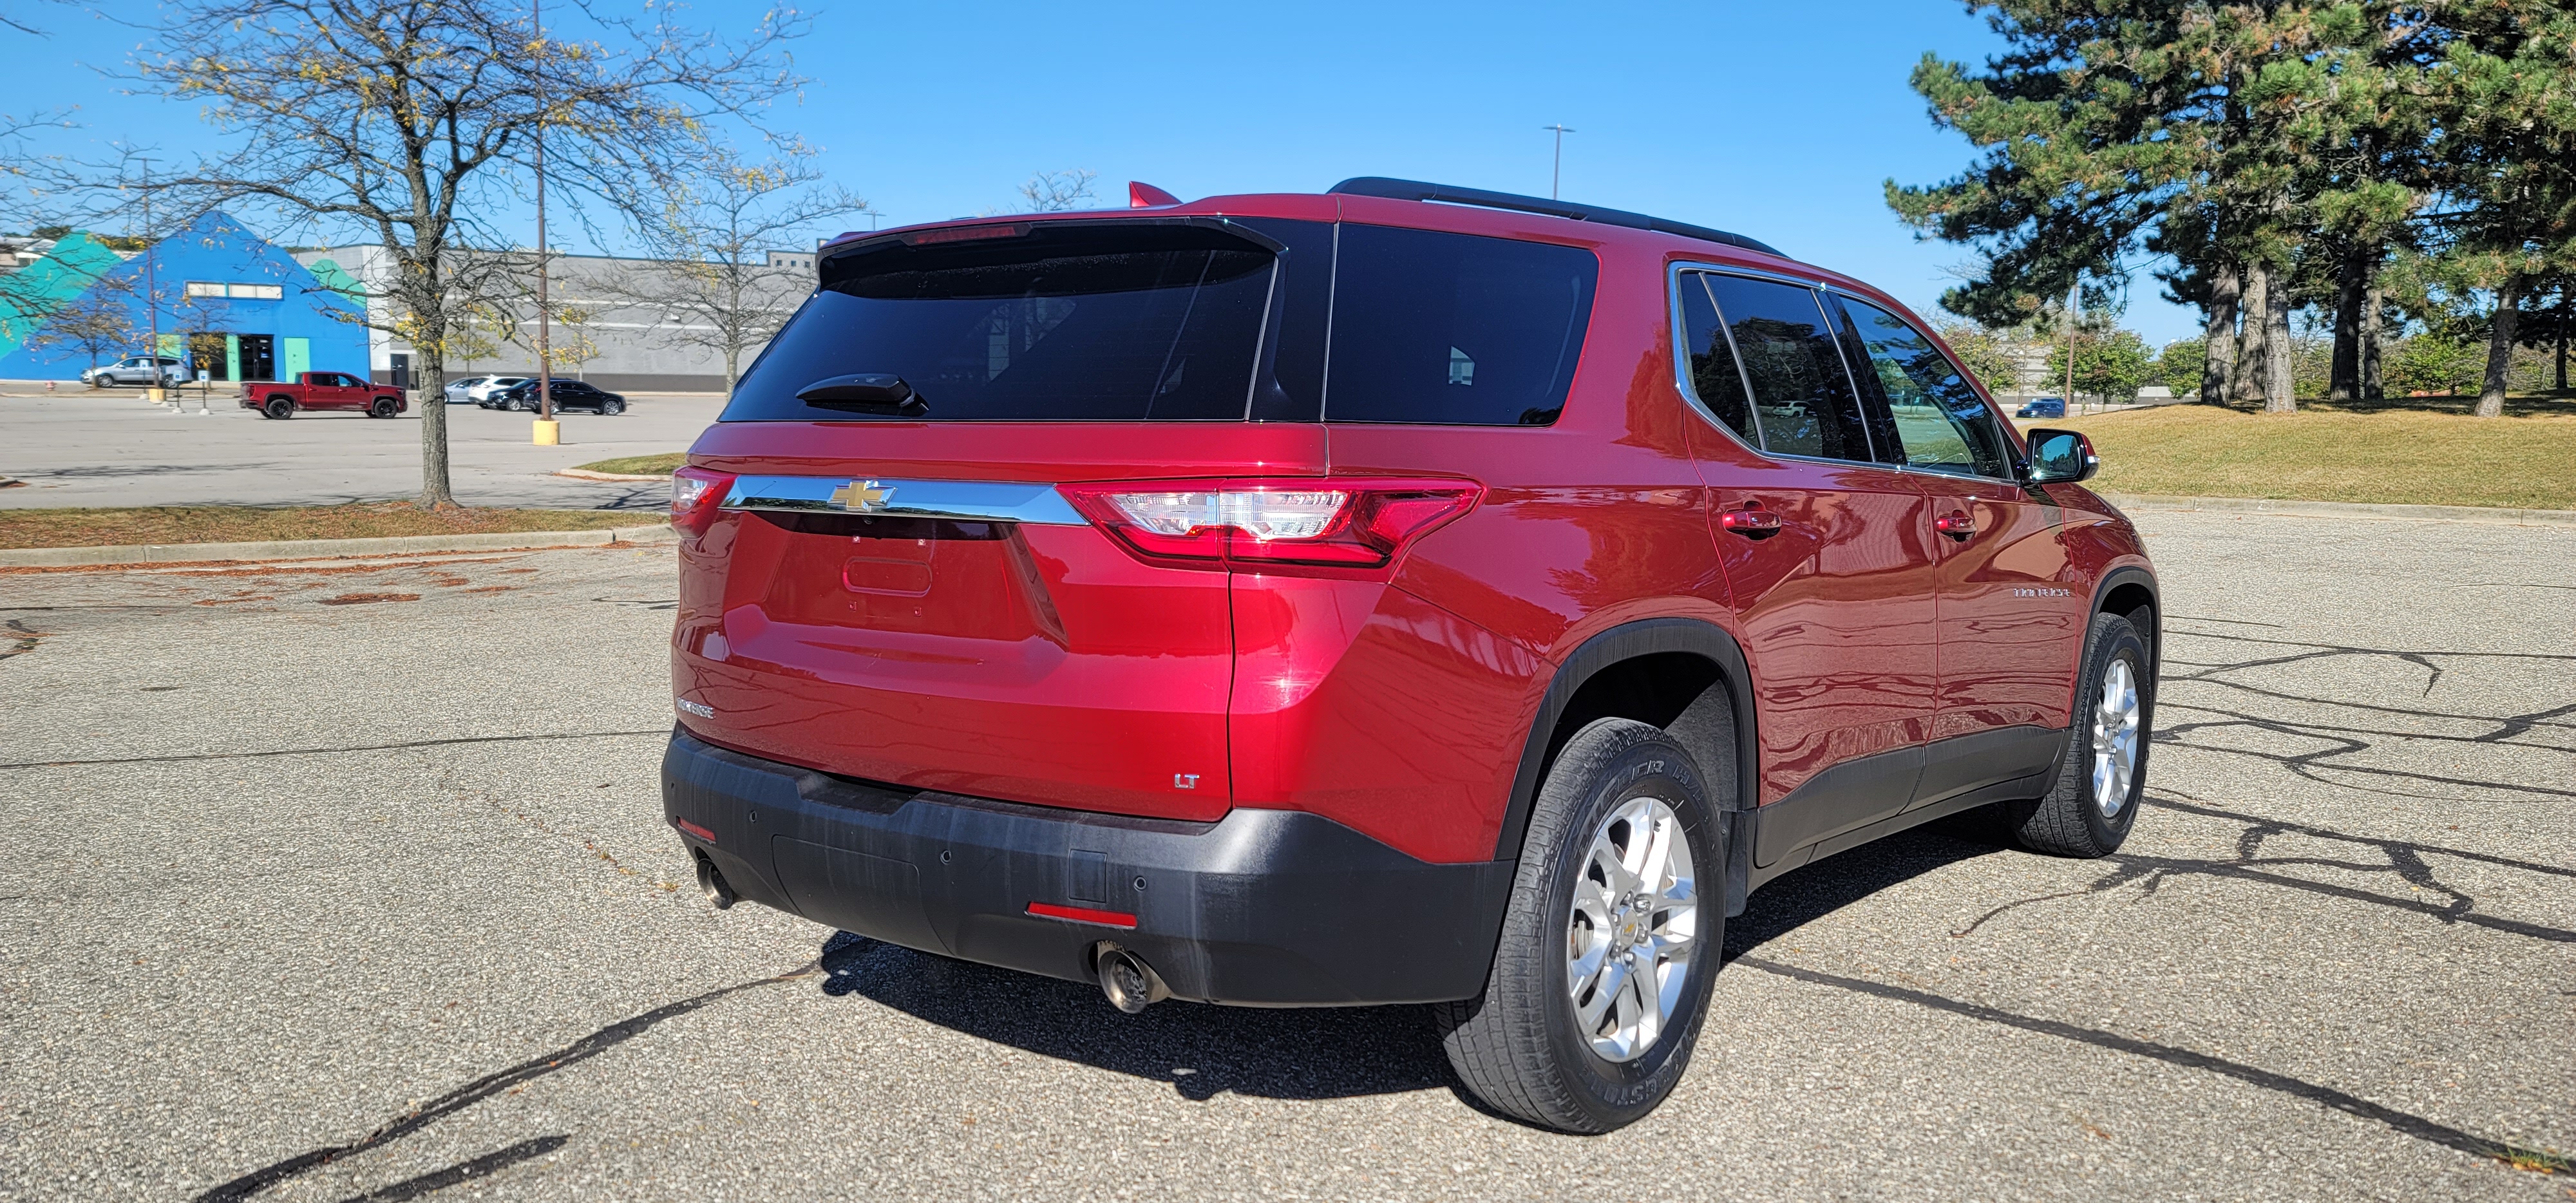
[670,466,736,535]
[1058,478,1481,578]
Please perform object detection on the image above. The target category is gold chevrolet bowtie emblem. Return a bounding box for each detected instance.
[828,479,895,513]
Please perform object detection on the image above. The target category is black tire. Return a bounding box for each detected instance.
[368,396,398,418]
[601,399,625,415]
[513,395,537,413]
[263,397,294,420]
[2003,612,2152,857]
[1437,717,1722,1133]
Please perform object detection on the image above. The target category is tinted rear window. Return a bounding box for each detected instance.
[1323,225,1598,425]
[724,222,1286,421]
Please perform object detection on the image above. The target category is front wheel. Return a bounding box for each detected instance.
[1437,717,1721,1133]
[368,397,398,418]
[2003,612,2152,857]
[601,399,625,415]
[263,397,294,420]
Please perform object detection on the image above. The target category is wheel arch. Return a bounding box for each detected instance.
[2092,565,2159,676]
[1493,618,1759,910]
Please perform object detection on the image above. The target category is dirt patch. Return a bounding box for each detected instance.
[316,592,421,606]
[0,502,639,550]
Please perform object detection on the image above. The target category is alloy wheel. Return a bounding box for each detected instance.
[1565,794,1698,1063]
[2090,658,2141,817]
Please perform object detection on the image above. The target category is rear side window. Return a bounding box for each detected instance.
[1700,274,1871,462]
[1324,225,1598,425]
[724,222,1287,421]
[1674,271,1758,445]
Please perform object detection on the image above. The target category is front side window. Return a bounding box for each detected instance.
[1835,297,2011,478]
[1700,274,1871,462]
[1674,271,1759,446]
[1325,225,1598,425]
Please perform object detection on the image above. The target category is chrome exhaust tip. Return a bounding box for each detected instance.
[693,849,738,910]
[1094,943,1168,1014]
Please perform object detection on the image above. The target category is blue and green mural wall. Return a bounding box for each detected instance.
[0,211,369,383]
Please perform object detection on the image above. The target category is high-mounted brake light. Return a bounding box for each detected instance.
[902,222,1031,246]
[670,466,737,536]
[1058,478,1482,578]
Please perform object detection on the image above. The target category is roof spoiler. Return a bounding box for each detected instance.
[1327,176,1785,259]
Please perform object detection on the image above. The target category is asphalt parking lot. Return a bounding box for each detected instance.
[0,390,716,511]
[2,510,2570,1201]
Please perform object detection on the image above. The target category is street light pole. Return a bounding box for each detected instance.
[2063,281,2079,415]
[1542,124,1575,200]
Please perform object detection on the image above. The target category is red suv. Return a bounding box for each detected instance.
[661,178,2157,1133]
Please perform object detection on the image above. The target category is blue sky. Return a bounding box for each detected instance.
[3,1,2203,345]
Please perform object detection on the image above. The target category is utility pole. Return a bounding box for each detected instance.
[137,155,166,407]
[1542,124,1575,200]
[531,0,558,445]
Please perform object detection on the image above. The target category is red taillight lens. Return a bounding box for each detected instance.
[670,466,736,535]
[1059,478,1481,578]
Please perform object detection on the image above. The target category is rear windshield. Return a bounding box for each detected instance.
[720,216,1597,425]
[724,221,1288,421]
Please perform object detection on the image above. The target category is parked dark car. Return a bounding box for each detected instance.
[485,378,626,414]
[661,177,2157,1135]
[2016,397,2066,418]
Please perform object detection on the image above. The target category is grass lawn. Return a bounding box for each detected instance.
[2043,393,2576,510]
[0,502,649,549]
[570,452,685,475]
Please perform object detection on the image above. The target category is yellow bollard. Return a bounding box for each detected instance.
[533,419,560,446]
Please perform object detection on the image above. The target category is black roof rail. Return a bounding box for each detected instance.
[1327,176,1786,259]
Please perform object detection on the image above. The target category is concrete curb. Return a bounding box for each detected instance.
[0,524,677,569]
[2105,492,2576,526]
[554,468,672,482]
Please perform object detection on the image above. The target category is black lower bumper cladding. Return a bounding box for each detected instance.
[662,729,1515,1006]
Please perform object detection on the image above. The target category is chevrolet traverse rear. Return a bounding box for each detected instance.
[662,178,2159,1132]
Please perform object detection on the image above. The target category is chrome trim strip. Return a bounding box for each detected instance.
[719,475,1089,526]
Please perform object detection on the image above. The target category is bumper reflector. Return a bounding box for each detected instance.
[1027,902,1138,929]
[674,818,718,844]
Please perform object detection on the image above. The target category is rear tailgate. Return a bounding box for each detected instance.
[672,214,1333,822]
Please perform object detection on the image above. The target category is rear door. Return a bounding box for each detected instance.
[1679,270,1939,860]
[1831,295,2075,804]
[676,213,1336,822]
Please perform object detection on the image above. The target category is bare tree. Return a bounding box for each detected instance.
[23,280,137,375]
[596,147,867,398]
[1018,169,1098,213]
[103,0,810,506]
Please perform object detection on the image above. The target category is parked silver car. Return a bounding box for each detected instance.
[442,375,493,404]
[80,355,187,388]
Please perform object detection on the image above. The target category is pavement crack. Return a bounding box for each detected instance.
[1,618,43,661]
[192,965,820,1202]
[326,1135,569,1202]
[0,728,670,772]
[1734,955,2559,1174]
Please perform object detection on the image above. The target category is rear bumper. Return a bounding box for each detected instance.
[662,728,1514,1005]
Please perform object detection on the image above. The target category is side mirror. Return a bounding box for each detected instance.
[2023,428,2099,484]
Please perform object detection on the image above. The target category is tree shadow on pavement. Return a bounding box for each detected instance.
[813,931,1454,1102]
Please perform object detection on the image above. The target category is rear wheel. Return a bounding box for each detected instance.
[263,397,294,420]
[368,396,398,418]
[1437,717,1719,1133]
[2004,612,2151,857]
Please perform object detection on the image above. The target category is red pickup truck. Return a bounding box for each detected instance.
[240,371,408,419]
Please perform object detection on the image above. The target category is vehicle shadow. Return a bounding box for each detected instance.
[1722,810,2009,963]
[812,930,1452,1102]
[809,811,2007,1106]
